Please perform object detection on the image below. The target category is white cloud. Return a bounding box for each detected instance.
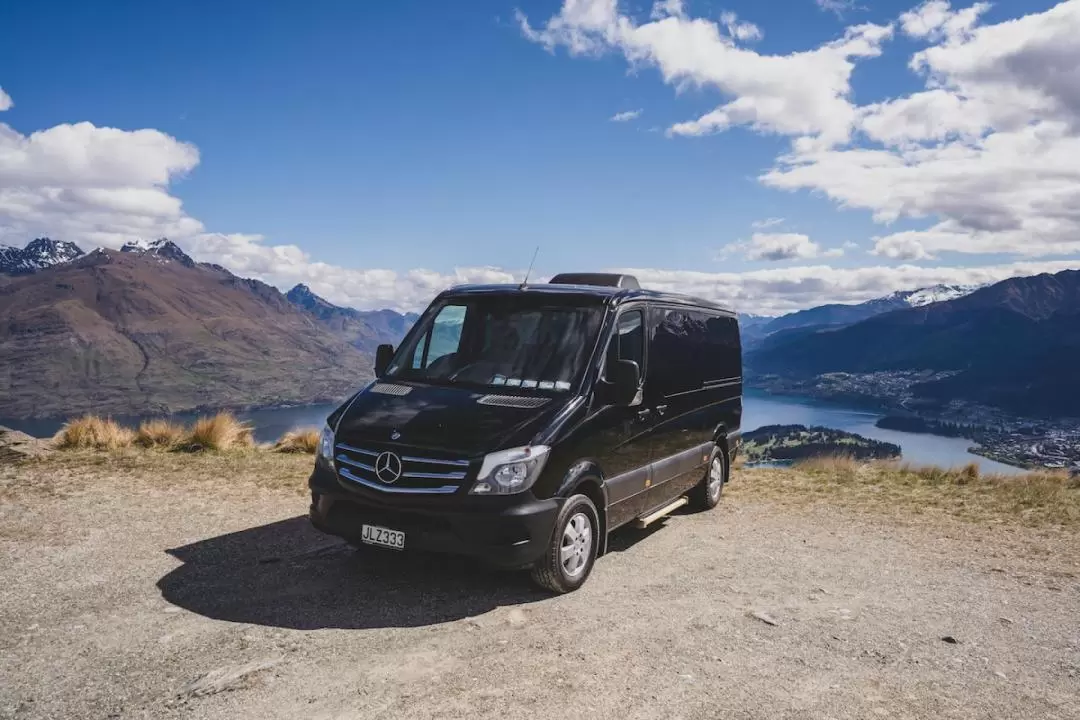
[650,0,685,20]
[724,232,825,261]
[183,232,517,312]
[610,109,642,122]
[899,0,988,41]
[719,11,762,42]
[763,0,1080,259]
[751,217,784,229]
[816,0,862,18]
[517,0,893,144]
[0,87,12,112]
[0,118,203,249]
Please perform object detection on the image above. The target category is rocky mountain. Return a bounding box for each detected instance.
[747,270,1080,417]
[0,238,85,275]
[285,284,418,352]
[0,247,372,419]
[120,238,198,267]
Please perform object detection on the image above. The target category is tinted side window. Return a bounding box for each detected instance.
[648,307,740,397]
[604,306,643,379]
[705,314,741,380]
[604,309,644,378]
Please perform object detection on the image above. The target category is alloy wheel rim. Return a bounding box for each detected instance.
[708,456,725,500]
[560,512,593,577]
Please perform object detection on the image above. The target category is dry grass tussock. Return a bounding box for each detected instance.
[182,412,255,451]
[272,428,320,454]
[134,419,187,449]
[53,412,260,453]
[731,455,1080,528]
[54,416,135,450]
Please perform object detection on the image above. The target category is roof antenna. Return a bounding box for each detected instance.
[520,246,540,290]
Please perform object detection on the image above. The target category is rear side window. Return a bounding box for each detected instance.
[648,307,740,397]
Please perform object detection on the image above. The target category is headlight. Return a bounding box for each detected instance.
[317,425,335,466]
[470,445,551,495]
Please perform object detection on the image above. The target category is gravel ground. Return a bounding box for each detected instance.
[1,463,1079,720]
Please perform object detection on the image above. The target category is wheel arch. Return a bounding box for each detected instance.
[711,423,730,453]
[555,459,610,557]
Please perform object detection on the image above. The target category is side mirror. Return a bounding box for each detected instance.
[374,344,394,378]
[604,359,641,406]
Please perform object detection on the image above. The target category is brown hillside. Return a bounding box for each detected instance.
[0,249,372,418]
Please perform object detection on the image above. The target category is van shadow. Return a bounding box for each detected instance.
[156,516,547,630]
[604,505,696,554]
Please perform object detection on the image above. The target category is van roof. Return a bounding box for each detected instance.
[438,282,736,316]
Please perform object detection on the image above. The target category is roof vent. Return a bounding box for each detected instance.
[548,273,640,289]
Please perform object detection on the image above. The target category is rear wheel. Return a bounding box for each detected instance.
[690,446,727,511]
[530,494,599,594]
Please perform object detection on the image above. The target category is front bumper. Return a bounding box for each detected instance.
[308,466,560,569]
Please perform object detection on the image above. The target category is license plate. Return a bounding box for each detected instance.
[361,524,405,550]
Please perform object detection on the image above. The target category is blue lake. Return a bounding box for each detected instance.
[741,388,1024,475]
[3,388,1024,474]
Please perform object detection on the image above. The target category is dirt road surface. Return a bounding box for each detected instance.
[2,460,1078,720]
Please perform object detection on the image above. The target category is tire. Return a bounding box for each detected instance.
[690,445,727,511]
[530,494,600,594]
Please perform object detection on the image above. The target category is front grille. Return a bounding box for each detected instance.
[369,383,412,396]
[334,442,470,494]
[476,394,550,408]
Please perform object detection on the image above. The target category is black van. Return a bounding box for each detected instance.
[309,273,742,593]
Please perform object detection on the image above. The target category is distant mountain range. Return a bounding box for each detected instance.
[746,271,1080,418]
[0,238,417,419]
[3,237,1077,420]
[738,284,985,350]
[285,283,419,353]
[757,284,983,335]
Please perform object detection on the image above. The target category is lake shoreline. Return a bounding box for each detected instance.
[3,389,1045,473]
[746,382,1080,473]
[739,387,1027,475]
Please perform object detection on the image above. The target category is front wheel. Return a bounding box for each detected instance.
[530,494,599,594]
[690,446,727,511]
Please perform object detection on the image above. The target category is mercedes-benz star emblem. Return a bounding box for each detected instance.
[375,451,403,484]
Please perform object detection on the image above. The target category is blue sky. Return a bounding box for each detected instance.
[1,0,1078,314]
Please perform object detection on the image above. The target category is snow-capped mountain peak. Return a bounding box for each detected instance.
[898,283,986,307]
[0,238,85,275]
[120,238,196,267]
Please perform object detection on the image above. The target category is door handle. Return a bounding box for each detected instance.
[655,404,668,416]
[636,409,652,420]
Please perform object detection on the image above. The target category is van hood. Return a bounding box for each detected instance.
[335,382,567,457]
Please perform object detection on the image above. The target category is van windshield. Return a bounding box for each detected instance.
[385,295,606,393]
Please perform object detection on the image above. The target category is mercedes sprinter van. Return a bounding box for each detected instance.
[309,273,742,593]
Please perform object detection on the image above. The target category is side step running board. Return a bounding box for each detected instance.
[634,497,688,529]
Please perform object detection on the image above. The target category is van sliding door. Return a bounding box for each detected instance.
[641,306,724,509]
